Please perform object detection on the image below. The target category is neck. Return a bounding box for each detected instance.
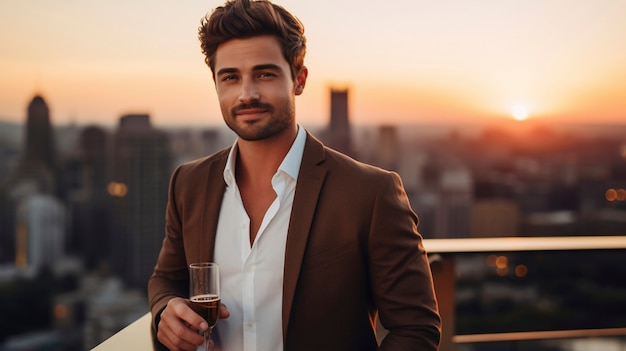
[235,124,298,183]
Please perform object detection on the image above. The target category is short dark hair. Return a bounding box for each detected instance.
[198,0,307,80]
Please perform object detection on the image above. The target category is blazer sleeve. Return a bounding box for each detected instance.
[368,171,441,351]
[147,165,190,349]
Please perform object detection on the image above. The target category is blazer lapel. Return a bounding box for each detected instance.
[201,151,229,262]
[282,132,327,340]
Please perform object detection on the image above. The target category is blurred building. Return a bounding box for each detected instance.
[21,95,57,186]
[14,194,66,271]
[472,199,521,237]
[3,96,56,190]
[201,128,234,156]
[109,114,171,289]
[321,88,357,158]
[411,157,473,238]
[372,125,400,171]
[0,134,20,186]
[64,125,114,270]
[436,167,473,238]
[168,127,233,169]
[0,95,60,265]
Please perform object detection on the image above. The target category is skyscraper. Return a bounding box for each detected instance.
[323,88,356,158]
[24,95,56,171]
[64,125,113,270]
[0,94,61,264]
[109,114,170,288]
[8,95,57,196]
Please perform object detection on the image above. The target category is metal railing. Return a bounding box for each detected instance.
[427,235,626,351]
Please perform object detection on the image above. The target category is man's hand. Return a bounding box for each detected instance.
[157,297,230,351]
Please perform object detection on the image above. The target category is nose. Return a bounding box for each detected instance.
[239,78,260,103]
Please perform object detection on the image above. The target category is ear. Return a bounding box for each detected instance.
[294,66,308,95]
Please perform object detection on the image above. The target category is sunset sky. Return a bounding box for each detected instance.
[1,0,626,128]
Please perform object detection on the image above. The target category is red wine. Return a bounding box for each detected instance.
[190,294,220,327]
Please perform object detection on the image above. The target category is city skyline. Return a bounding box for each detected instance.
[1,1,626,128]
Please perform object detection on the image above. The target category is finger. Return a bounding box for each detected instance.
[158,298,205,349]
[220,303,230,319]
[172,297,209,332]
[158,315,203,351]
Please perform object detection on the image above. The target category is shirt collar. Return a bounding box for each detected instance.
[223,125,306,187]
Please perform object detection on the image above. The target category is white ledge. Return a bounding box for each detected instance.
[424,236,626,253]
[91,312,152,350]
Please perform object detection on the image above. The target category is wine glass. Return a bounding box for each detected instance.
[189,262,220,351]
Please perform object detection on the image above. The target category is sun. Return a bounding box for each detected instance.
[511,105,530,121]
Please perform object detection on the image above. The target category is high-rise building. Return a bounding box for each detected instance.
[64,126,113,270]
[0,94,60,264]
[25,96,56,170]
[322,88,356,158]
[7,95,57,196]
[109,114,170,288]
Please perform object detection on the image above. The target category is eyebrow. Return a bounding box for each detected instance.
[216,63,284,77]
[253,64,283,72]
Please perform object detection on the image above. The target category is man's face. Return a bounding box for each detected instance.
[214,35,307,141]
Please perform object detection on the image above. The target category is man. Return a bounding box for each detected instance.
[148,0,441,350]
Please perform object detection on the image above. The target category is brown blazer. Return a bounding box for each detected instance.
[148,131,441,351]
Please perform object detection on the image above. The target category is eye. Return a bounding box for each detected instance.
[221,74,238,82]
[258,72,277,79]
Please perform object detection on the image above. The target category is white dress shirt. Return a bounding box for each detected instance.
[214,126,306,351]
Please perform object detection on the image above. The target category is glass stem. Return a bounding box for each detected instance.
[204,327,212,351]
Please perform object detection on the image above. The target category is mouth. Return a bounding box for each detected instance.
[232,101,272,122]
[235,108,268,122]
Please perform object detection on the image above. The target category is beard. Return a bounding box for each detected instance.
[224,99,295,141]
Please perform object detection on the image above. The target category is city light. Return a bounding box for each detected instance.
[606,188,626,202]
[515,264,528,278]
[495,255,508,269]
[107,182,128,197]
[496,266,509,276]
[495,255,509,276]
[606,189,617,201]
[486,254,498,267]
[54,304,68,319]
